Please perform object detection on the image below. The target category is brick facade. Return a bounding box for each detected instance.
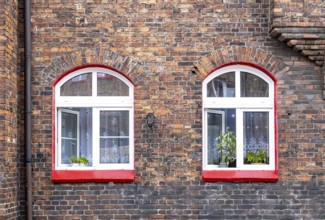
[1,0,325,219]
[0,0,20,219]
[270,0,325,99]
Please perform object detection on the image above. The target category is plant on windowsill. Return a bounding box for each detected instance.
[216,130,236,168]
[246,148,267,164]
[70,156,89,167]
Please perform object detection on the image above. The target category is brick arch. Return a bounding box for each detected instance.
[39,48,144,86]
[192,46,289,80]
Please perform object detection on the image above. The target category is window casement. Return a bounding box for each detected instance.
[52,67,134,183]
[202,64,278,182]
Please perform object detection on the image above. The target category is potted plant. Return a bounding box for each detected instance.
[246,148,268,164]
[70,156,89,167]
[216,130,236,167]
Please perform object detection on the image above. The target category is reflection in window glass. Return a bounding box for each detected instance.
[243,112,269,164]
[99,111,129,164]
[207,109,236,167]
[61,111,78,164]
[97,73,129,96]
[207,111,223,165]
[61,73,92,96]
[60,108,93,165]
[207,72,235,97]
[241,72,268,97]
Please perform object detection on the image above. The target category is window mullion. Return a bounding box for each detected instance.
[92,108,99,167]
[269,109,275,170]
[236,109,244,169]
[203,110,208,170]
[129,108,134,168]
[76,111,80,158]
[92,71,97,97]
[57,110,62,167]
[235,70,241,98]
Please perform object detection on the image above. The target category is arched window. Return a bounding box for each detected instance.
[52,67,134,183]
[202,64,278,182]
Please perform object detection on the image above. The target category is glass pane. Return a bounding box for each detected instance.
[61,112,78,164]
[61,112,78,139]
[59,108,93,165]
[61,73,92,96]
[207,112,223,165]
[97,73,129,96]
[78,108,93,166]
[100,138,129,163]
[240,72,269,97]
[207,72,235,97]
[243,112,269,164]
[100,111,129,136]
[61,139,77,164]
[99,110,129,164]
[208,109,236,167]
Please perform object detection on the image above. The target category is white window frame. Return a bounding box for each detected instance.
[93,108,134,169]
[205,109,225,134]
[202,65,275,171]
[55,67,134,170]
[57,109,80,167]
[204,109,225,166]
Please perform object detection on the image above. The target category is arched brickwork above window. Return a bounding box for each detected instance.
[192,46,289,80]
[39,48,143,86]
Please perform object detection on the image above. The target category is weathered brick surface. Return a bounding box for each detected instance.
[0,0,20,219]
[270,0,325,98]
[4,0,325,219]
[272,0,325,25]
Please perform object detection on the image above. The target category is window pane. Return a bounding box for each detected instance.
[240,72,268,97]
[61,112,78,164]
[208,109,236,167]
[243,112,269,164]
[59,108,93,165]
[78,108,93,166]
[99,111,129,164]
[100,138,129,163]
[97,73,129,96]
[207,112,223,165]
[60,73,92,96]
[100,111,129,136]
[207,72,235,97]
[61,139,78,164]
[61,112,78,139]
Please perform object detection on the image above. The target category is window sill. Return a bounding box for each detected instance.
[202,170,278,182]
[52,170,135,183]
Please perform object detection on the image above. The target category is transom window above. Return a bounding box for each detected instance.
[54,67,134,174]
[206,71,269,98]
[202,64,277,182]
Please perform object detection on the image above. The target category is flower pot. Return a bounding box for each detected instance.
[219,162,228,167]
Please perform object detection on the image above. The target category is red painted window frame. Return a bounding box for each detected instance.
[51,64,135,183]
[202,62,278,182]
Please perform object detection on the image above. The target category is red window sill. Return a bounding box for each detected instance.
[52,170,135,183]
[202,170,278,182]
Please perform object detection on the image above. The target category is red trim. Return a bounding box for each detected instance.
[202,62,279,182]
[52,64,135,183]
[52,64,135,87]
[52,89,56,172]
[203,62,277,83]
[52,170,135,183]
[202,170,278,182]
[274,77,278,174]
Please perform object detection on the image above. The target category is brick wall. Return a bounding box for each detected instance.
[271,0,325,66]
[15,0,325,219]
[0,0,20,219]
[272,0,325,26]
